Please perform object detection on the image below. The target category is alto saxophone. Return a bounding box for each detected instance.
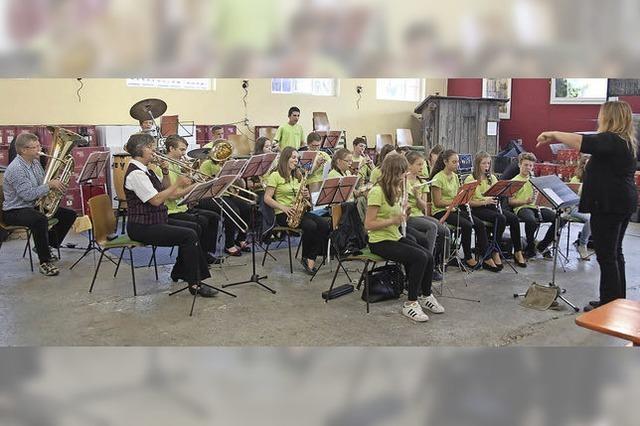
[287,158,316,228]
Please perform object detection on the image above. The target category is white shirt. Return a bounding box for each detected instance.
[124,159,160,203]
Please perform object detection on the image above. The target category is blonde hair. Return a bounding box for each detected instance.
[518,152,537,164]
[597,100,637,155]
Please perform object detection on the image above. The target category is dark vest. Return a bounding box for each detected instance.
[124,163,168,225]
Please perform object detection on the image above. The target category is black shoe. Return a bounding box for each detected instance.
[495,263,504,271]
[515,260,527,268]
[432,270,443,282]
[189,283,218,298]
[536,243,552,259]
[300,258,315,275]
[524,248,537,259]
[583,303,600,312]
[482,262,501,273]
[588,300,600,307]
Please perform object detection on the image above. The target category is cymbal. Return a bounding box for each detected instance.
[187,147,212,160]
[129,98,167,121]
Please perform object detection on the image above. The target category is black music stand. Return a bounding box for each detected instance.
[437,181,481,302]
[298,151,318,173]
[218,159,248,177]
[479,180,525,274]
[310,175,360,282]
[317,130,342,154]
[514,175,580,312]
[222,154,277,294]
[69,151,115,270]
[171,177,238,316]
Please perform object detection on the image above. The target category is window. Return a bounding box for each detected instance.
[126,79,214,91]
[376,79,423,102]
[271,79,337,96]
[550,78,607,104]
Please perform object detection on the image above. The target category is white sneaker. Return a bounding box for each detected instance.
[39,262,59,276]
[402,301,429,322]
[577,244,590,260]
[418,294,445,314]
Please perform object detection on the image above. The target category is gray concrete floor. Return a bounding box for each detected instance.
[1,223,639,346]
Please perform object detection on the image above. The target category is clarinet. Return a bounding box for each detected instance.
[529,171,542,221]
[485,171,501,214]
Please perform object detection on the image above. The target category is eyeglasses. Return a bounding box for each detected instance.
[25,144,41,150]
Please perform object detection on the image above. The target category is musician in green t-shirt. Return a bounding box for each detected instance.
[274,106,305,151]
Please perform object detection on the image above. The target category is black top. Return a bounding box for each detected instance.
[580,132,637,214]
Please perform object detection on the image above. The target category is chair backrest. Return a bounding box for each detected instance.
[376,134,394,151]
[331,203,343,230]
[396,129,413,147]
[88,194,117,244]
[160,115,179,136]
[313,112,330,132]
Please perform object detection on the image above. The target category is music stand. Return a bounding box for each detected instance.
[222,155,278,294]
[218,159,248,177]
[316,130,342,152]
[69,151,114,270]
[310,175,360,281]
[513,175,580,312]
[298,151,318,172]
[436,181,480,303]
[171,177,238,316]
[479,180,525,274]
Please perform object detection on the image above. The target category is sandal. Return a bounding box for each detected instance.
[225,247,242,257]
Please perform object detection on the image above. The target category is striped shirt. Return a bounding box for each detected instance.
[2,155,50,211]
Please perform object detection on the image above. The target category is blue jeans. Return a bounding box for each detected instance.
[567,207,591,246]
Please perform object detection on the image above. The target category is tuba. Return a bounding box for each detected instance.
[209,139,233,163]
[36,127,82,218]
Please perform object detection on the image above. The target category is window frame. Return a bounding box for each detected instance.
[550,78,607,105]
[126,78,215,91]
[271,78,338,97]
[375,78,425,102]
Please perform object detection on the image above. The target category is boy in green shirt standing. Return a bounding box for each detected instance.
[274,106,305,151]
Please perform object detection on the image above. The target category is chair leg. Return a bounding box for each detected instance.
[261,242,271,267]
[566,222,571,258]
[23,230,30,258]
[128,247,137,296]
[325,259,343,303]
[295,236,302,259]
[26,234,34,272]
[287,232,293,274]
[114,247,125,278]
[89,249,106,293]
[364,260,370,314]
[147,246,156,267]
[152,247,158,280]
[170,246,175,257]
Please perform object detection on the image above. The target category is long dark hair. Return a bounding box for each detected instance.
[379,155,408,206]
[429,149,458,180]
[254,137,269,155]
[472,151,492,181]
[276,146,301,182]
[376,144,396,167]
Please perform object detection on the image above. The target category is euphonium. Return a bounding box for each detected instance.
[209,140,233,163]
[36,127,81,218]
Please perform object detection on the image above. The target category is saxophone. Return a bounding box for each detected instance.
[287,158,316,228]
[36,127,81,218]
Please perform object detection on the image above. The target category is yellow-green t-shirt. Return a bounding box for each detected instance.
[352,154,371,181]
[266,171,301,214]
[369,166,381,186]
[327,168,350,179]
[430,171,460,215]
[510,174,537,214]
[274,123,304,150]
[306,150,331,185]
[422,162,431,179]
[165,162,189,214]
[367,185,401,243]
[199,160,221,178]
[408,178,428,217]
[463,174,497,202]
[569,176,581,184]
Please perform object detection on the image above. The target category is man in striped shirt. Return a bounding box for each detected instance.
[2,133,77,276]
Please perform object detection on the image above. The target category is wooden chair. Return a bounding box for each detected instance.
[396,129,414,147]
[312,112,330,132]
[376,134,394,151]
[87,194,155,296]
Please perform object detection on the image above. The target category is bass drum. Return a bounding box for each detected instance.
[112,152,131,203]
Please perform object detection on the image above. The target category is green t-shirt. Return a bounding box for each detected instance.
[367,185,401,243]
[352,154,371,181]
[274,123,304,150]
[199,160,221,178]
[569,176,581,184]
[510,174,537,214]
[306,150,332,185]
[165,162,189,214]
[408,178,427,217]
[463,174,497,202]
[266,171,301,214]
[430,171,460,215]
[369,166,381,186]
[327,168,350,179]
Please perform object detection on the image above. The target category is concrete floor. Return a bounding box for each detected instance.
[1,223,639,346]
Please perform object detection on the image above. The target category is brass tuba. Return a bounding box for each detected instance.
[36,127,82,218]
[208,139,233,163]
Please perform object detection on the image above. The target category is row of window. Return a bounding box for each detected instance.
[125,78,610,104]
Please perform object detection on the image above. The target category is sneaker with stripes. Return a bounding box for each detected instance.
[402,301,429,322]
[418,294,445,314]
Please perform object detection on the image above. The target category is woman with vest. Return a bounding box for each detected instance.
[123,133,216,297]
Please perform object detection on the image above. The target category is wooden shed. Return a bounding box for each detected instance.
[414,95,508,155]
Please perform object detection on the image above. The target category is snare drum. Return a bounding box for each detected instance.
[112,153,131,202]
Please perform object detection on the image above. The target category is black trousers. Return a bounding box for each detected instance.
[472,206,522,252]
[127,221,210,285]
[3,207,77,263]
[433,208,488,261]
[369,236,434,301]
[590,212,630,304]
[169,208,220,253]
[198,196,250,249]
[275,212,330,260]
[516,207,557,251]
